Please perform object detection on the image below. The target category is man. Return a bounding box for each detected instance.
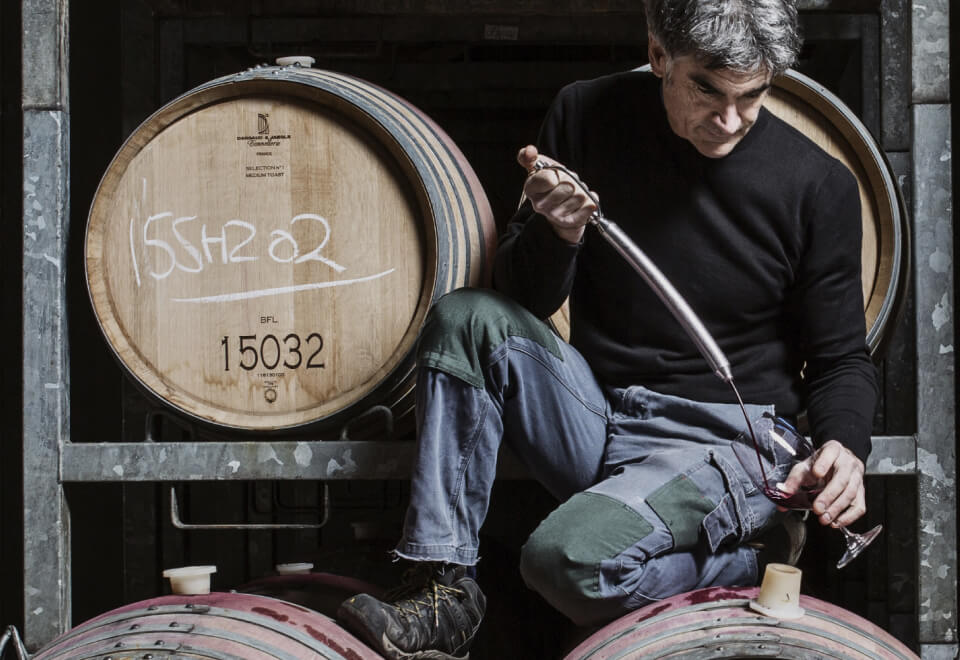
[338,0,877,657]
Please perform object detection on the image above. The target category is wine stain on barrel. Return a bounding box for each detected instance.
[684,586,746,605]
[304,625,366,660]
[633,601,672,623]
[251,606,289,622]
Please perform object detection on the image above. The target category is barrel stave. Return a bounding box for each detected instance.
[33,593,381,660]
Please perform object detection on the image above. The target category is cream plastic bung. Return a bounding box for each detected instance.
[749,563,805,619]
[275,562,314,575]
[275,55,316,67]
[162,565,217,595]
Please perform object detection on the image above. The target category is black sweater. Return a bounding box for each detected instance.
[494,70,877,461]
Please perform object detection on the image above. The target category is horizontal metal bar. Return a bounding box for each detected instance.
[61,440,419,481]
[61,436,915,482]
[160,0,880,17]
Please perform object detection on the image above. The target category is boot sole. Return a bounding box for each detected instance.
[337,603,469,660]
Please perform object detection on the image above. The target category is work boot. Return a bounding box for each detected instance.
[751,511,809,569]
[337,562,486,659]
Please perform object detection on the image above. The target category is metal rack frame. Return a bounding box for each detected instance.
[20,0,955,656]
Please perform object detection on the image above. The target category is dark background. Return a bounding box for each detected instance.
[2,1,957,657]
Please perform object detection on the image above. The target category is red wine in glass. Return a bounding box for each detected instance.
[730,395,882,569]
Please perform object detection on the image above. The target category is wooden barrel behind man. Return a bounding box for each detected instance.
[85,63,496,434]
[550,68,909,360]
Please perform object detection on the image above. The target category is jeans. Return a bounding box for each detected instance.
[395,288,781,625]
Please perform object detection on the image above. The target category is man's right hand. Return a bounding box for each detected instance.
[517,145,598,245]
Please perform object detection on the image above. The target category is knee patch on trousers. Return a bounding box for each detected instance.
[646,473,718,550]
[520,492,653,620]
[417,288,561,388]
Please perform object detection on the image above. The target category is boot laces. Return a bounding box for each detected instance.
[395,580,465,629]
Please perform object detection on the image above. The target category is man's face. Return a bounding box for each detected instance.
[648,37,773,159]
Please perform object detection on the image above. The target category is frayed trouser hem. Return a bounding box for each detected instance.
[392,543,480,567]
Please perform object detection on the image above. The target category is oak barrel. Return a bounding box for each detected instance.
[85,64,496,433]
[565,586,918,659]
[551,68,909,358]
[236,571,385,620]
[32,592,381,659]
[765,69,909,356]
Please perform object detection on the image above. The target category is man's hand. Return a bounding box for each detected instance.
[779,439,867,527]
[517,145,598,245]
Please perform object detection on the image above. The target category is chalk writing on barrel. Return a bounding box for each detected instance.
[127,201,394,303]
[173,270,396,304]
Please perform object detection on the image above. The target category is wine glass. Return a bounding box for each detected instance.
[731,411,882,569]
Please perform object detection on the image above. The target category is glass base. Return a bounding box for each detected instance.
[836,524,883,569]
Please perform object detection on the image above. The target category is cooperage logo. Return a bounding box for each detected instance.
[236,115,290,145]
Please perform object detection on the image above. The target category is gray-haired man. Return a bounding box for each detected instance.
[338,1,876,657]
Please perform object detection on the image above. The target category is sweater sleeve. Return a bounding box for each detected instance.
[794,161,878,462]
[492,83,583,319]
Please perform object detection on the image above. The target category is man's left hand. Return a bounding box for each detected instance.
[779,439,866,527]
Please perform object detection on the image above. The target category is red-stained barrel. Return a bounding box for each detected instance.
[565,586,918,660]
[32,592,380,659]
[236,571,385,620]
